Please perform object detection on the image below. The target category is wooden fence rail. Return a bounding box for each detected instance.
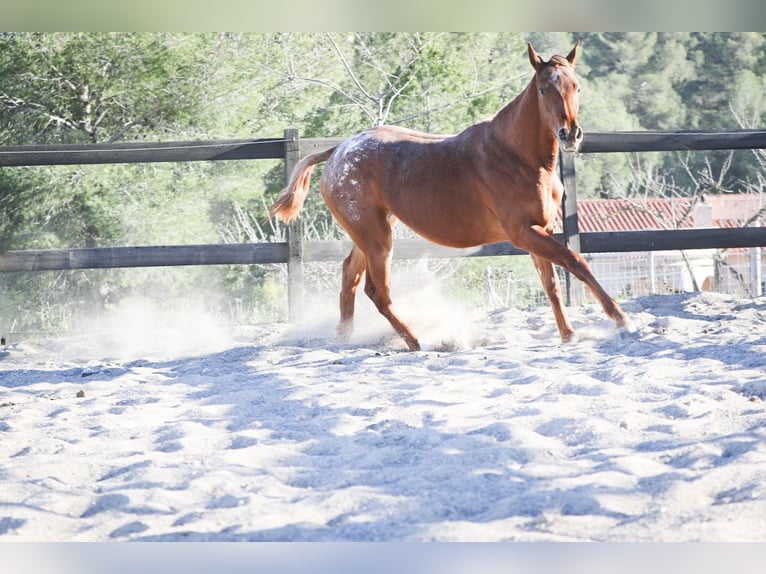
[2,129,766,317]
[0,138,288,166]
[4,228,762,272]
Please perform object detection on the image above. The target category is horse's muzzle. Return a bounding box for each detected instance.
[558,125,583,152]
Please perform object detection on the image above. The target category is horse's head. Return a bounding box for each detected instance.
[528,41,583,153]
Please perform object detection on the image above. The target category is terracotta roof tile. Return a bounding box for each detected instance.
[576,197,694,232]
[562,195,765,233]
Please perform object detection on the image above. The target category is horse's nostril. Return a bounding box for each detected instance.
[558,128,568,141]
[575,126,583,140]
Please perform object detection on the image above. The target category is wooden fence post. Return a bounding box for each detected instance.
[559,151,585,306]
[284,128,304,321]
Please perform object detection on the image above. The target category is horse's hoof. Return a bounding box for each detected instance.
[560,330,576,344]
[406,338,421,352]
[336,323,353,344]
[619,317,636,334]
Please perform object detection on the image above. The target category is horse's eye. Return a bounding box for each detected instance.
[540,88,547,96]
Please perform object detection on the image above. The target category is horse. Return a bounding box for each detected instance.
[270,41,632,351]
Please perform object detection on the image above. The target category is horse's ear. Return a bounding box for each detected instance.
[566,40,581,66]
[528,43,544,71]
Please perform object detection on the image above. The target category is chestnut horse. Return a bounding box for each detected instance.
[271,42,631,350]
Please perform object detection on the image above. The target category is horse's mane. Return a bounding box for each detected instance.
[549,54,572,67]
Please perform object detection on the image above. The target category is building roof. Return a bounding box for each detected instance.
[577,197,694,232]
[570,194,765,233]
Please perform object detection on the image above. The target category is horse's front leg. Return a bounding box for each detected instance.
[530,253,576,342]
[512,224,632,334]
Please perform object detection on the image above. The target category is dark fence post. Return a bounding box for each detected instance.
[559,152,585,306]
[284,128,304,321]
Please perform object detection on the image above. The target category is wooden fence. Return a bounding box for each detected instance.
[2,128,766,318]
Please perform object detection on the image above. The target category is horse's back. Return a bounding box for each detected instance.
[321,125,507,248]
[322,126,452,198]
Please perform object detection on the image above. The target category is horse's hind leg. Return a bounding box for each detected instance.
[343,212,420,350]
[326,191,419,350]
[337,246,366,342]
[363,246,421,351]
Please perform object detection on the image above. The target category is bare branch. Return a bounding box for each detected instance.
[325,33,376,105]
[389,72,529,126]
[259,46,378,124]
[730,101,766,172]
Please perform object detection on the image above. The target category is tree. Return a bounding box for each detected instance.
[0,33,216,331]
[681,33,765,130]
[0,33,205,144]
[0,33,216,245]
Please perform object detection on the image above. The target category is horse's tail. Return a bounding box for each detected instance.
[269,147,336,222]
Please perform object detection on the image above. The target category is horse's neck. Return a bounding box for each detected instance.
[489,81,559,171]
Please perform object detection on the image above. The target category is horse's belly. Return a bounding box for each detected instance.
[398,206,507,248]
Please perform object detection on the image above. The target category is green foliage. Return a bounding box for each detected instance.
[575,32,766,199]
[441,256,547,310]
[0,33,206,144]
